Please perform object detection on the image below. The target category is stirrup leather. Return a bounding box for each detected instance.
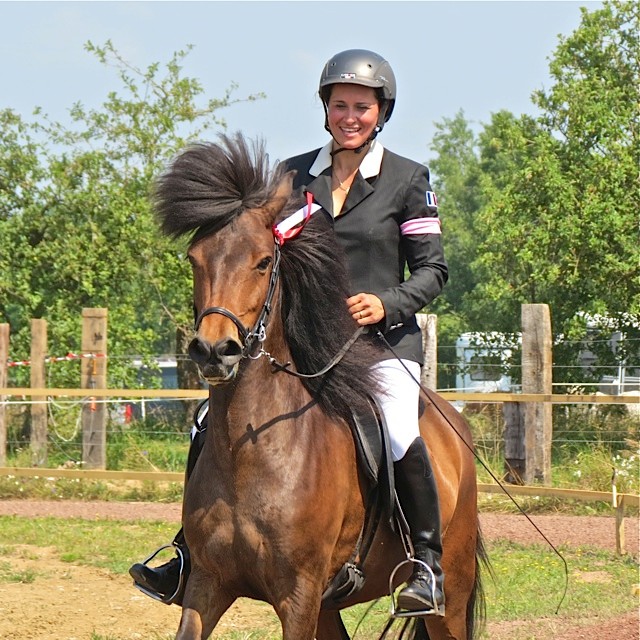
[132,543,186,605]
[389,558,445,618]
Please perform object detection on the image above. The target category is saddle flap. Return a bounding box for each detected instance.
[350,395,395,515]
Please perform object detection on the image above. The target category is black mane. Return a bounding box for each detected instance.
[155,133,381,419]
[154,133,283,239]
[278,211,382,417]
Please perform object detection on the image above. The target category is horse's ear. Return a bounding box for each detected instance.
[275,170,296,200]
[262,170,295,226]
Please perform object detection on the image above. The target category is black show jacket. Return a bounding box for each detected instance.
[283,141,448,364]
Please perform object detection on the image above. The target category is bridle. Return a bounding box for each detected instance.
[191,192,362,375]
[193,242,282,361]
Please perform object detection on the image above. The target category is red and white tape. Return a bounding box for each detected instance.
[6,352,107,367]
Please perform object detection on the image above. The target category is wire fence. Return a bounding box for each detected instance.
[1,390,637,465]
[1,325,638,484]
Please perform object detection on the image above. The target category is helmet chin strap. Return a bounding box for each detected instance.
[329,126,380,157]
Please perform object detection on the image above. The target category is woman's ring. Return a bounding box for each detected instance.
[359,311,363,319]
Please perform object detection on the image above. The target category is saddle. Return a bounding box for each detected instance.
[321,394,398,607]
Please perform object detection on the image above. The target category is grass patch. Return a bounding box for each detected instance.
[0,559,37,584]
[485,540,637,622]
[0,475,184,502]
[0,516,176,574]
[0,516,636,639]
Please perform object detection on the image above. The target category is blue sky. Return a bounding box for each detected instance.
[1,1,600,164]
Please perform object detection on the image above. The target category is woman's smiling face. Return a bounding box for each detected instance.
[326,84,380,150]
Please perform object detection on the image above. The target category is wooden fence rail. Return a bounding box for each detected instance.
[0,387,637,404]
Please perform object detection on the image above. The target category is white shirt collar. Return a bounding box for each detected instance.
[308,139,385,180]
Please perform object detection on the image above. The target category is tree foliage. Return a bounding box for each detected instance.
[428,1,639,382]
[428,110,484,340]
[0,41,264,386]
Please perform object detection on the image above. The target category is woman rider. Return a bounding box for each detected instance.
[130,48,448,617]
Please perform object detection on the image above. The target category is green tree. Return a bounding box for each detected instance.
[477,2,638,310]
[471,1,638,380]
[0,41,265,388]
[428,110,484,338]
[426,1,639,384]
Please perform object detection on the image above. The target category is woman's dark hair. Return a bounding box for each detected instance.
[319,85,388,113]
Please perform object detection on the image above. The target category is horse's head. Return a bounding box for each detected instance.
[154,134,294,384]
[187,176,292,383]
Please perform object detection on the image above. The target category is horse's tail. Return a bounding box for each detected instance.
[467,519,492,640]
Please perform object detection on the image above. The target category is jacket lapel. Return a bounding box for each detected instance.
[305,171,333,214]
[306,171,375,218]
[304,140,382,217]
[341,173,374,215]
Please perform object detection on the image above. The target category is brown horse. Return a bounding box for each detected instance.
[154,133,486,640]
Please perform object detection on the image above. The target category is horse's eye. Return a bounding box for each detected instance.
[256,256,272,272]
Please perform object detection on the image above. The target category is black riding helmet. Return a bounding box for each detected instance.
[319,49,397,133]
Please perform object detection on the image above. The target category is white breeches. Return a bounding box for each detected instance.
[371,359,421,462]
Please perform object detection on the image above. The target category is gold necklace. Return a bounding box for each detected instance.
[337,179,350,194]
[334,168,355,194]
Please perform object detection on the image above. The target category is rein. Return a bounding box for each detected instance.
[193,192,361,377]
[265,326,364,379]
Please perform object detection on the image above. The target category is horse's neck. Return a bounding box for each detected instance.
[205,354,311,451]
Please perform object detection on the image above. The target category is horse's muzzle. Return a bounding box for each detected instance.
[188,336,243,384]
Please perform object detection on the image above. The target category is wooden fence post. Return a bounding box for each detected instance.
[0,324,9,466]
[417,314,438,389]
[521,304,553,484]
[81,308,108,469]
[615,494,626,555]
[30,319,48,466]
[503,402,525,484]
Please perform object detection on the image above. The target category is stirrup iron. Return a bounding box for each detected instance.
[389,558,444,618]
[132,543,186,605]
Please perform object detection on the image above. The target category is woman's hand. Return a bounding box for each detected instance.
[347,293,385,326]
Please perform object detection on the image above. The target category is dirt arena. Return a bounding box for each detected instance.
[0,500,637,640]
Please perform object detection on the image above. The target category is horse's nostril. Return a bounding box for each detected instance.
[215,339,243,366]
[188,337,212,366]
[215,339,242,358]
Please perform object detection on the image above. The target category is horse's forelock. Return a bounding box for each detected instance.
[154,133,286,240]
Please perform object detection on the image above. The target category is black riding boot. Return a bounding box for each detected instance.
[394,437,445,616]
[129,407,206,605]
[129,528,190,605]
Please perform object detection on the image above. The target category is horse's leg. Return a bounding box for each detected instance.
[175,568,234,640]
[423,616,460,640]
[316,610,350,640]
[273,578,326,640]
[407,619,430,640]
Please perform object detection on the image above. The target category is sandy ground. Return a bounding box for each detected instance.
[0,500,637,640]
